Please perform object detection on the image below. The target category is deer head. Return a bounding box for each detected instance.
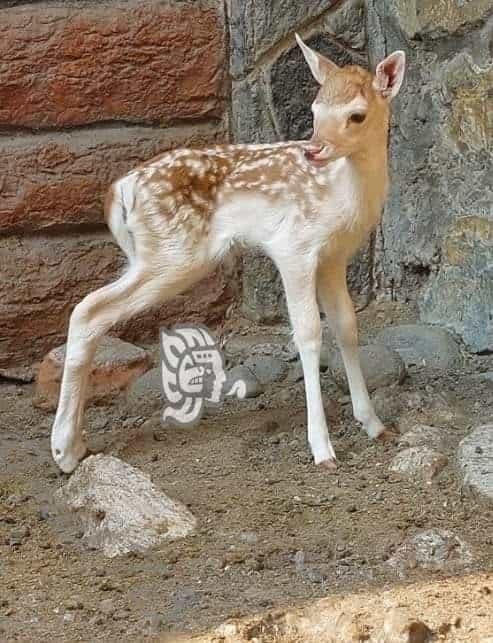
[295,34,406,165]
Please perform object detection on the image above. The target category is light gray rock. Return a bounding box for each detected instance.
[225,332,295,362]
[375,324,461,370]
[388,529,473,573]
[56,455,196,557]
[328,344,406,393]
[226,365,262,399]
[243,355,288,386]
[398,424,447,452]
[457,424,493,503]
[390,447,448,482]
[126,367,162,416]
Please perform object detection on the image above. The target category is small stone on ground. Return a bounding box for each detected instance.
[391,446,448,482]
[376,324,461,370]
[328,344,406,393]
[388,529,473,573]
[55,454,196,557]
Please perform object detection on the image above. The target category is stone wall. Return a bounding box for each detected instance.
[368,1,493,353]
[1,0,492,368]
[0,0,235,368]
[229,0,493,353]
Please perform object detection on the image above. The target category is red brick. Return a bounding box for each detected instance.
[0,123,224,233]
[0,2,224,128]
[0,234,237,368]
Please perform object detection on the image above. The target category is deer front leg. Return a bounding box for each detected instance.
[277,260,336,467]
[317,262,385,439]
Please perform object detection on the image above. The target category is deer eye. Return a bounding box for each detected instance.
[349,112,366,124]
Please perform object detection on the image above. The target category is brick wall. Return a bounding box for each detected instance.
[0,0,235,368]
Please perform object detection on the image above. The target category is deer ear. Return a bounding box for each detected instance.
[373,51,406,99]
[295,33,338,85]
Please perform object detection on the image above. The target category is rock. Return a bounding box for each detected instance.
[55,455,196,557]
[64,597,83,611]
[457,424,493,503]
[35,336,152,411]
[0,366,35,383]
[225,333,295,362]
[0,3,224,129]
[371,387,405,424]
[225,365,262,399]
[389,0,493,39]
[388,529,473,573]
[328,344,406,393]
[382,608,433,643]
[419,217,493,353]
[376,325,461,370]
[390,447,448,482]
[99,599,116,616]
[229,0,336,78]
[398,424,447,451]
[126,367,162,416]
[240,251,288,323]
[287,362,304,383]
[243,355,288,386]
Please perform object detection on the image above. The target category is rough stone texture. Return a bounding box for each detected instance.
[229,1,372,321]
[388,529,473,573]
[240,252,288,323]
[328,343,406,393]
[0,2,224,129]
[419,217,493,353]
[225,332,296,362]
[368,1,493,352]
[457,424,493,503]
[225,365,262,399]
[126,367,163,417]
[35,335,152,411]
[0,123,223,233]
[376,324,462,370]
[243,355,288,386]
[55,455,196,557]
[398,424,447,452]
[0,234,236,368]
[390,447,448,483]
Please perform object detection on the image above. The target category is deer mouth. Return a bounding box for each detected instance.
[304,145,331,166]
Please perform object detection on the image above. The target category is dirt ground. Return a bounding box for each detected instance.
[1,302,492,642]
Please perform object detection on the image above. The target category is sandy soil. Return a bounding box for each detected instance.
[0,302,492,642]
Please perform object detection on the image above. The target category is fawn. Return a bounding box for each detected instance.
[51,35,406,473]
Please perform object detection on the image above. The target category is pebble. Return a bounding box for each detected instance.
[99,598,116,615]
[64,597,83,611]
[391,447,448,483]
[239,531,258,545]
[376,324,461,371]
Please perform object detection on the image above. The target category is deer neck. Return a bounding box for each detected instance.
[347,130,389,219]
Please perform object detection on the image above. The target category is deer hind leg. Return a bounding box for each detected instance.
[275,257,336,467]
[51,266,192,473]
[317,261,385,439]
